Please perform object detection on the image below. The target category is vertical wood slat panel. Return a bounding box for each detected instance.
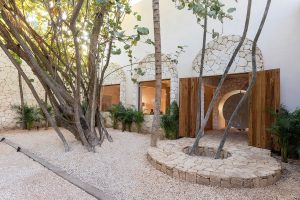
[179,78,190,137]
[179,78,200,138]
[248,69,280,150]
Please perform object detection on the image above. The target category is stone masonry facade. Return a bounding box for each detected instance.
[0,49,44,130]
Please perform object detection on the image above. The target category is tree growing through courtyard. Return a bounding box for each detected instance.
[0,0,149,151]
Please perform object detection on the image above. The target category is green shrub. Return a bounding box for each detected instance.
[12,104,42,130]
[270,106,300,162]
[119,107,135,132]
[133,110,144,133]
[161,101,179,140]
[108,103,125,129]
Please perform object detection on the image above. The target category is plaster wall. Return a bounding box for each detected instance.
[112,0,300,111]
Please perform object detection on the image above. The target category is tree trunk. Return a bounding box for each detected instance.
[18,72,25,129]
[150,0,162,147]
[195,5,208,135]
[215,0,272,159]
[44,92,49,129]
[0,42,70,152]
[189,0,253,155]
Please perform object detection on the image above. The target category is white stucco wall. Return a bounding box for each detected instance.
[112,0,300,111]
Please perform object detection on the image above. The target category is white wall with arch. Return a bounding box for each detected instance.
[131,54,179,109]
[112,0,300,111]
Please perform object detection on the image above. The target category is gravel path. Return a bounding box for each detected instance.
[1,128,300,200]
[0,141,95,200]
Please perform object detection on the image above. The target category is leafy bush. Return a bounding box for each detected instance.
[108,103,125,129]
[133,111,144,133]
[161,101,179,140]
[270,106,300,162]
[119,107,135,132]
[107,104,144,132]
[12,104,42,130]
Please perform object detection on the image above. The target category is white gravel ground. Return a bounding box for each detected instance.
[0,142,95,200]
[1,128,300,200]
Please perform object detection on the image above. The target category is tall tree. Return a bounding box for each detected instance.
[172,0,236,154]
[150,0,162,147]
[215,0,272,159]
[0,0,148,151]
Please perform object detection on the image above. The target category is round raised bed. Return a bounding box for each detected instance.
[147,138,281,188]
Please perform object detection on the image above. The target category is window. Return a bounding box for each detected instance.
[139,80,170,114]
[101,84,120,111]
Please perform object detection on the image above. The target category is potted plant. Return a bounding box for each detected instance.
[161,101,179,140]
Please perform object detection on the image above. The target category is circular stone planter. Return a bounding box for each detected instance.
[183,146,232,159]
[147,138,282,188]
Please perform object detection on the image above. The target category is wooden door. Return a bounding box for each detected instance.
[248,69,280,150]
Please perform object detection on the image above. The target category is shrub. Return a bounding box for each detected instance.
[119,107,135,132]
[108,103,125,129]
[161,101,179,140]
[270,106,300,162]
[12,104,42,130]
[133,111,144,133]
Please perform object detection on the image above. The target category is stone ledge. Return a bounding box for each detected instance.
[147,138,282,188]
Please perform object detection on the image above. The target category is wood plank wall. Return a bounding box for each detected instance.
[179,69,280,150]
[248,69,280,150]
[179,78,199,138]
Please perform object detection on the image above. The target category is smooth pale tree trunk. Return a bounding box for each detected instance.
[18,72,25,129]
[189,0,253,155]
[195,5,208,135]
[150,0,162,147]
[215,0,272,159]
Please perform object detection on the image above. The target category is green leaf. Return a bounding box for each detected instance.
[136,15,141,21]
[212,29,219,39]
[137,27,149,35]
[124,44,131,50]
[145,39,154,45]
[112,48,121,55]
[227,7,236,13]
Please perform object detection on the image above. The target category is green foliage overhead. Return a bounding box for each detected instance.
[172,0,236,38]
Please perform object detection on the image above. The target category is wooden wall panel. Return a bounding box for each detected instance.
[248,69,280,150]
[179,78,199,137]
[204,85,214,131]
[179,78,190,137]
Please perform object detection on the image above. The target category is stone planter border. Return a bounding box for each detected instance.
[147,138,282,188]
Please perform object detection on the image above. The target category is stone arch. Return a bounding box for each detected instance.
[192,35,264,76]
[103,63,126,105]
[132,53,179,108]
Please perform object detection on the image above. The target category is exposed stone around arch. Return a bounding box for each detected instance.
[132,54,179,108]
[192,35,264,76]
[103,63,126,105]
